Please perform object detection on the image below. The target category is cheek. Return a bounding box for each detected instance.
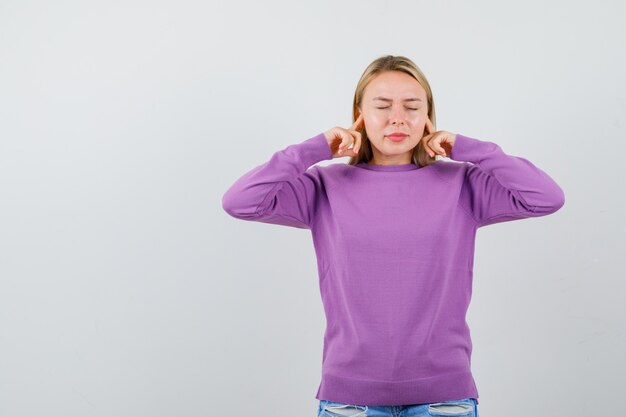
[410,114,427,129]
[365,115,385,129]
[410,112,425,122]
[361,116,374,129]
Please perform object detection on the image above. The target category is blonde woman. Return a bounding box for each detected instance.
[222,55,565,417]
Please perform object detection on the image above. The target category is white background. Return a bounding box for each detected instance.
[1,0,624,416]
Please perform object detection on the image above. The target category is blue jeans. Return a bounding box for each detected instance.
[317,397,478,417]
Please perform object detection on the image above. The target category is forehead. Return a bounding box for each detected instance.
[364,71,426,100]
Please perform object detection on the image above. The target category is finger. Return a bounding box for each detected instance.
[348,129,361,148]
[343,131,354,149]
[430,136,446,156]
[338,131,354,155]
[425,117,434,134]
[420,135,433,157]
[351,113,364,131]
[421,133,435,158]
[353,129,362,154]
[440,138,453,157]
[329,128,343,153]
[351,113,364,130]
[424,140,436,158]
[346,129,361,155]
[437,137,448,155]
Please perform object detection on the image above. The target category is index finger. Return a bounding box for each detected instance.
[425,117,435,134]
[351,113,364,130]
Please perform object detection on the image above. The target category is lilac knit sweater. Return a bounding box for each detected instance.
[222,132,565,406]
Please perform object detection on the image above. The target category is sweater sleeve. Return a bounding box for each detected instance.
[450,133,565,228]
[221,132,333,229]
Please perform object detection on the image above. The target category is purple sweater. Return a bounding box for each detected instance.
[221,132,565,406]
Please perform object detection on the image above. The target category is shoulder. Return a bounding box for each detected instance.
[312,162,354,176]
[429,159,470,184]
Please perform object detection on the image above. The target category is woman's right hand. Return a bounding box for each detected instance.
[324,113,364,158]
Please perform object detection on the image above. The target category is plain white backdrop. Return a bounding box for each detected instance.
[1,0,624,416]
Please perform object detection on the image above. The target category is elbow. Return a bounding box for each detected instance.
[535,184,565,215]
[553,186,565,212]
[221,189,245,219]
[547,183,565,213]
[222,194,234,217]
[221,188,259,220]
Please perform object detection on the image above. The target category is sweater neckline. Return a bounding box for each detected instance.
[355,162,420,171]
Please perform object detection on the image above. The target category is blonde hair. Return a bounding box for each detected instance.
[349,55,437,168]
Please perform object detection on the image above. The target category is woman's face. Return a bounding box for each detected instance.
[359,70,429,164]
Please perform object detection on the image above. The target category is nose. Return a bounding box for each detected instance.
[389,108,407,126]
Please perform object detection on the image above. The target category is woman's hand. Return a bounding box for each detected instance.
[422,118,456,158]
[324,113,364,158]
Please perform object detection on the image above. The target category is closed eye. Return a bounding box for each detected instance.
[376,107,418,110]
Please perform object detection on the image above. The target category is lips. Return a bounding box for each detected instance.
[386,133,408,142]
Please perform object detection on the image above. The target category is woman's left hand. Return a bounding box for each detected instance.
[422,118,457,158]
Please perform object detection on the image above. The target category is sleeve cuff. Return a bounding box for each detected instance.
[298,132,333,166]
[450,133,500,163]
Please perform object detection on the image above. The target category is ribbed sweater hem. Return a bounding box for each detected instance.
[315,370,479,406]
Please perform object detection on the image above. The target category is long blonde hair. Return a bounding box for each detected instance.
[349,55,437,168]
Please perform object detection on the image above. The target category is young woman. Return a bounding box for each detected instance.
[222,55,565,417]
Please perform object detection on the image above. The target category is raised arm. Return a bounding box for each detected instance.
[221,132,333,229]
[222,115,364,229]
[449,133,565,228]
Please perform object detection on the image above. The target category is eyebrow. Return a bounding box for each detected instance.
[372,96,423,103]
